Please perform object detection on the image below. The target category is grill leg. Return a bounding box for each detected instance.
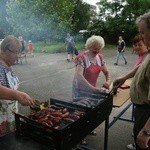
[104,117,109,150]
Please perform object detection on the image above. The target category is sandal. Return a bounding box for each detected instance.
[81,138,88,145]
[90,130,97,136]
[126,143,136,150]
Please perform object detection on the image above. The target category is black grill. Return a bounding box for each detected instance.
[15,92,113,150]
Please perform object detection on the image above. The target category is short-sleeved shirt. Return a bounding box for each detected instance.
[72,51,105,97]
[130,52,150,105]
[65,36,74,49]
[0,63,19,136]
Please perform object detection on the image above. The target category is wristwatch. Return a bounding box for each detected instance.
[142,128,150,137]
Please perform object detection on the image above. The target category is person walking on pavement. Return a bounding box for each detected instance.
[18,36,25,52]
[114,36,127,65]
[28,40,34,56]
[65,33,75,61]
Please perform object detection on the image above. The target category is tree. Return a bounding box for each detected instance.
[6,0,74,41]
[71,0,91,33]
[89,0,150,44]
[0,0,12,38]
[6,0,91,41]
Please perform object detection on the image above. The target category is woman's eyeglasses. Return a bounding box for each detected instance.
[7,48,21,56]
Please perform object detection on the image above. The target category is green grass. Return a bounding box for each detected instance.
[33,41,132,53]
[34,42,65,53]
[33,41,85,53]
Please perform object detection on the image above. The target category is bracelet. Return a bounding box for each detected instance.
[142,128,150,137]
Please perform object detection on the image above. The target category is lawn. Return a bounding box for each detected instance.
[32,41,86,53]
[27,41,131,54]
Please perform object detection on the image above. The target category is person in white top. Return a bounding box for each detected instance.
[0,35,34,136]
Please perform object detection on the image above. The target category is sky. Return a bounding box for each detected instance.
[83,0,99,6]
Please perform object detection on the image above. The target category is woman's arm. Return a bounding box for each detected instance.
[0,85,34,106]
[74,65,100,92]
[101,64,111,89]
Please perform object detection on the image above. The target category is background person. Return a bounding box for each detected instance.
[0,35,34,136]
[18,36,25,52]
[114,36,127,65]
[113,34,148,88]
[65,33,75,61]
[17,36,26,64]
[28,40,34,56]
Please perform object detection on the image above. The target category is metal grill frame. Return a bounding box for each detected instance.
[15,94,113,150]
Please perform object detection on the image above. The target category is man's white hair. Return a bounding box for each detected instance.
[136,11,150,30]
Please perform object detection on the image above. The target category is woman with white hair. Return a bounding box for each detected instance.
[72,35,111,144]
[72,35,111,98]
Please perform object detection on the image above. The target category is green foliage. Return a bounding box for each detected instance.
[6,0,73,40]
[6,0,91,41]
[0,0,12,38]
[89,0,150,44]
[2,0,150,44]
[34,42,65,53]
[72,0,91,33]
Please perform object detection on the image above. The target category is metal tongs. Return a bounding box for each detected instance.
[30,100,49,112]
[109,86,118,95]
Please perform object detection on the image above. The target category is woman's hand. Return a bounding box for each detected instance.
[15,91,35,106]
[103,81,111,89]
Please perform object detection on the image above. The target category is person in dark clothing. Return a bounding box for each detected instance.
[114,36,127,65]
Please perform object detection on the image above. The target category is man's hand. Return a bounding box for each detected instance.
[113,77,126,88]
[136,129,150,149]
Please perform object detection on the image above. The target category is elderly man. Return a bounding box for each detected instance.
[130,12,150,150]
